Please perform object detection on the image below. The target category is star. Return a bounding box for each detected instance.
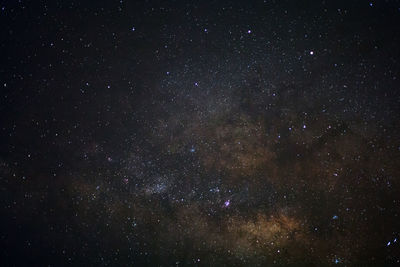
[224,200,230,207]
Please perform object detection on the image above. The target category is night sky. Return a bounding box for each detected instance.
[1,0,400,266]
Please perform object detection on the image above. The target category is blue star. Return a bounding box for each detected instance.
[224,200,230,207]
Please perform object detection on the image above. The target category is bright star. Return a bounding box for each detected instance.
[224,200,230,207]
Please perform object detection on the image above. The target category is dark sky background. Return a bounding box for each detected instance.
[1,0,400,266]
